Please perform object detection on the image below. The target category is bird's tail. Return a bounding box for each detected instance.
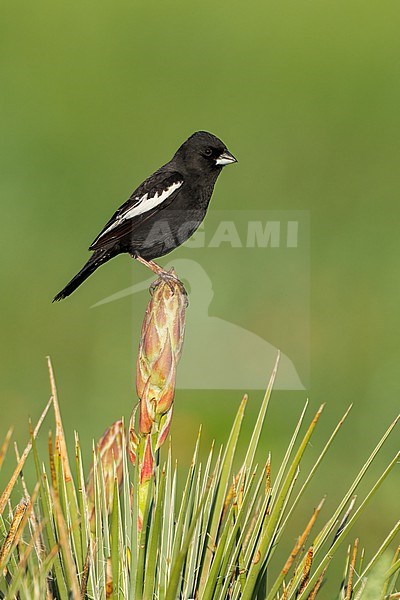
[53,249,112,302]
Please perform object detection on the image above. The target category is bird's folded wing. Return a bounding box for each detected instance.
[89,171,184,251]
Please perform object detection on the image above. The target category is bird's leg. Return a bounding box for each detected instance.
[135,255,167,276]
[134,255,187,297]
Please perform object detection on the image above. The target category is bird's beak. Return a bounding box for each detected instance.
[215,150,238,166]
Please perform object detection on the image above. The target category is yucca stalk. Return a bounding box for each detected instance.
[136,270,186,443]
[130,272,187,530]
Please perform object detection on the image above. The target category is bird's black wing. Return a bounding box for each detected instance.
[89,169,184,251]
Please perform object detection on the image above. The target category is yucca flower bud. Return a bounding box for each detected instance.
[136,272,187,445]
[87,419,124,526]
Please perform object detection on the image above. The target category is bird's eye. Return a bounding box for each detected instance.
[204,147,213,157]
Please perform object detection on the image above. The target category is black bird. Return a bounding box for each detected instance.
[53,131,237,301]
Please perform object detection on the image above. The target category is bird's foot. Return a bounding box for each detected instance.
[151,268,188,300]
[135,255,187,300]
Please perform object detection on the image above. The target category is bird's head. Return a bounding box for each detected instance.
[174,131,237,176]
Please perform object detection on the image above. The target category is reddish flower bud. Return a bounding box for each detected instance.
[87,420,125,524]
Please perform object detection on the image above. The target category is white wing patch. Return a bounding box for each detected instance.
[101,180,183,237]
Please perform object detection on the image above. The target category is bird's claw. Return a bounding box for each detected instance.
[150,268,188,302]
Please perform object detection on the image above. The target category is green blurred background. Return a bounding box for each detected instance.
[1,0,399,592]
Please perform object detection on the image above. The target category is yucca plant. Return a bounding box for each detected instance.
[0,274,399,599]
